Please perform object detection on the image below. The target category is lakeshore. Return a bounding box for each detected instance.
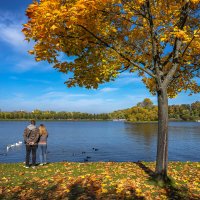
[0,161,199,200]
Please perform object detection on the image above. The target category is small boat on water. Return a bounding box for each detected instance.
[113,119,126,122]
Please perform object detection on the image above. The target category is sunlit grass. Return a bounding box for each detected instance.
[0,162,199,199]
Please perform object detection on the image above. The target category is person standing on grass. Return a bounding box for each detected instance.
[38,124,48,165]
[23,120,40,168]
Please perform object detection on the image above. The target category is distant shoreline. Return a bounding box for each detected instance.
[0,119,198,122]
[0,119,111,121]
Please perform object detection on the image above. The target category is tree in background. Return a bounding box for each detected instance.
[137,98,154,109]
[23,0,200,180]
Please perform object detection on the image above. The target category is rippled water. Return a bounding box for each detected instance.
[0,121,199,163]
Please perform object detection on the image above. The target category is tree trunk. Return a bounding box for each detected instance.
[155,87,169,180]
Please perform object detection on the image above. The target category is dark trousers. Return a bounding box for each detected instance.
[25,145,37,166]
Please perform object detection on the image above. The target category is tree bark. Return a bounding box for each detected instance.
[155,87,169,180]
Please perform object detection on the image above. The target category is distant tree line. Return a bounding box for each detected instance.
[0,99,199,121]
[0,110,110,120]
[110,99,200,122]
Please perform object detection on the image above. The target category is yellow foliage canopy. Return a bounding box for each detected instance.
[23,0,200,96]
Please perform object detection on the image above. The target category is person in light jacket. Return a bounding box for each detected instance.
[23,120,40,168]
[38,124,48,165]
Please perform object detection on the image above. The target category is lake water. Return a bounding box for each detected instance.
[0,121,199,163]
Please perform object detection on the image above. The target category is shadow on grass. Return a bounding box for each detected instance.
[67,179,145,200]
[67,181,97,200]
[0,179,145,200]
[0,181,59,200]
[135,161,192,200]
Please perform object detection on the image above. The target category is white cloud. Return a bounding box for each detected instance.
[11,98,118,113]
[0,11,48,72]
[0,91,140,113]
[23,78,51,84]
[12,92,26,99]
[0,11,76,73]
[126,95,157,106]
[0,90,199,113]
[15,59,39,71]
[0,25,26,48]
[14,58,51,72]
[0,11,32,52]
[38,91,89,100]
[100,87,119,92]
[114,72,143,86]
[118,77,142,85]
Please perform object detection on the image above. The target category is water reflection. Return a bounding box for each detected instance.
[125,122,157,135]
[124,122,157,148]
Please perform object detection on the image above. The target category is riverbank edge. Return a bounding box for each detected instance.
[0,161,199,164]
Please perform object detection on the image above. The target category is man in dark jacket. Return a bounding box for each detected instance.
[23,120,40,168]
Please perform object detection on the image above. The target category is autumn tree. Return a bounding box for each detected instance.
[23,0,200,180]
[137,98,154,108]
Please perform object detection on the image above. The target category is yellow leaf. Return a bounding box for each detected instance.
[36,57,41,61]
[102,188,108,193]
[51,25,57,30]
[28,50,34,55]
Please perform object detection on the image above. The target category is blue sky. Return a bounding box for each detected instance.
[0,0,199,113]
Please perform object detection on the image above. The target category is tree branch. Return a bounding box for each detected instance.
[163,1,190,87]
[145,0,162,86]
[78,24,156,78]
[182,28,199,57]
[172,66,200,79]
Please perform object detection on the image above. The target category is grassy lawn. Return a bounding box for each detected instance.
[0,162,199,199]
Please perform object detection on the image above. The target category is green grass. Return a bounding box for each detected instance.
[0,162,199,199]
